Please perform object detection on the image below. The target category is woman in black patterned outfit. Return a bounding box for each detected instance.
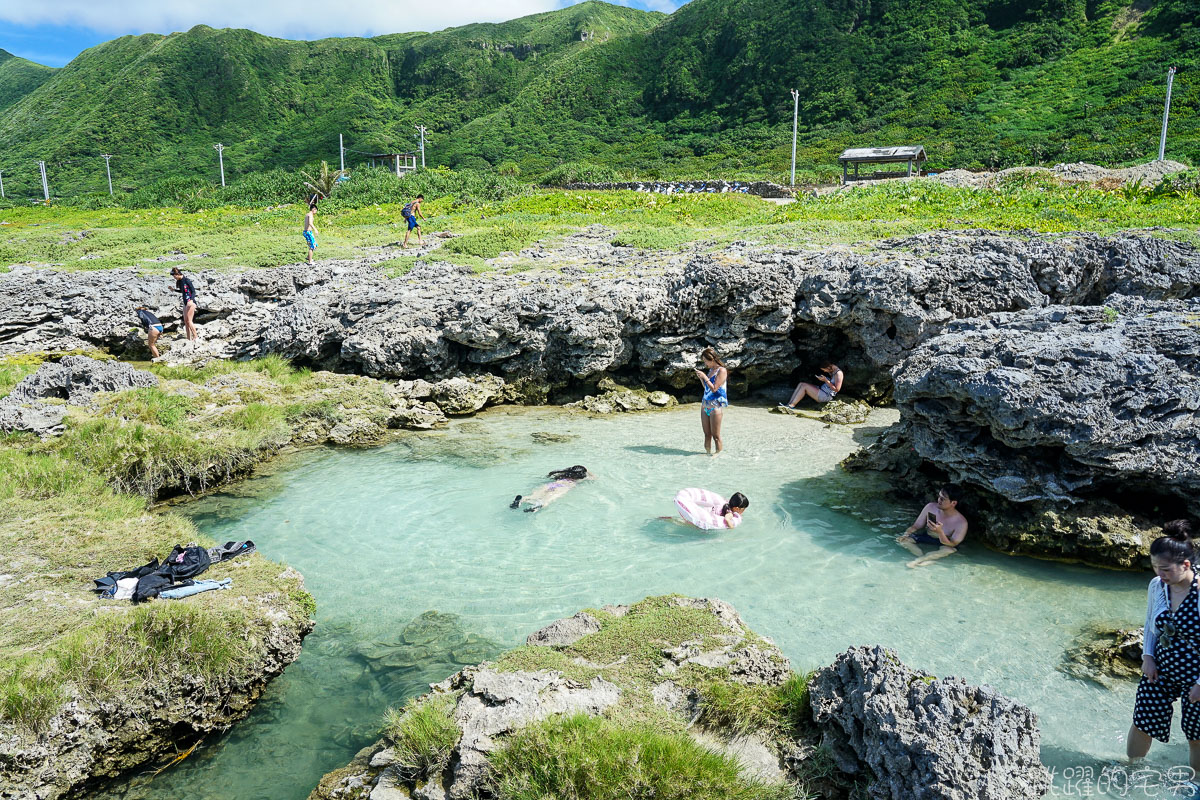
[1129,520,1200,776]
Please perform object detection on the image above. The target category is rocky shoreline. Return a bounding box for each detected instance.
[0,601,312,800]
[310,596,1050,800]
[3,229,1198,567]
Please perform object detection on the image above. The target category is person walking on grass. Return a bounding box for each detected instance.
[170,267,198,342]
[303,198,319,265]
[402,195,425,248]
[136,306,164,359]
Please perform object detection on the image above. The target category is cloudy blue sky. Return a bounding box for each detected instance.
[0,0,685,67]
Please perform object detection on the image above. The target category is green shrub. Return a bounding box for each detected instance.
[443,224,543,259]
[539,162,624,186]
[383,692,461,779]
[488,713,786,800]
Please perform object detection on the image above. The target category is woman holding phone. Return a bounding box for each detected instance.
[694,348,728,455]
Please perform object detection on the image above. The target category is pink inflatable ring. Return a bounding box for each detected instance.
[673,487,742,530]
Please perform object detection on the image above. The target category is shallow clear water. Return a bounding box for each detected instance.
[96,406,1170,799]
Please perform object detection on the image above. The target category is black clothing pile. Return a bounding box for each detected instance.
[92,540,255,602]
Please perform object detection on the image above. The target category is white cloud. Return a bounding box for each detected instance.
[0,0,571,40]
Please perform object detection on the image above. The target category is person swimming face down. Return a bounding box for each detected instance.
[510,465,592,512]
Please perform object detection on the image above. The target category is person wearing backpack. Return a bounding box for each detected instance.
[401,194,425,248]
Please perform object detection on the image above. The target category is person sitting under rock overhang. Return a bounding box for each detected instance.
[897,485,968,568]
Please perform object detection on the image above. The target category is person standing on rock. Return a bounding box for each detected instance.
[1128,520,1200,777]
[695,348,728,455]
[303,198,319,265]
[135,306,164,359]
[897,485,968,567]
[780,361,843,409]
[170,267,198,342]
[401,195,425,248]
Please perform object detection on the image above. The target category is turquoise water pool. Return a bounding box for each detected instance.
[95,405,1166,799]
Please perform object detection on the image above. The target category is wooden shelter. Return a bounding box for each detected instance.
[365,152,418,176]
[838,146,927,183]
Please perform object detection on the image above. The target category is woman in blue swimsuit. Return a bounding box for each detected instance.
[695,347,729,455]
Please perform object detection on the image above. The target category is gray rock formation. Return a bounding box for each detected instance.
[809,645,1051,800]
[0,355,157,437]
[446,668,622,797]
[1061,624,1144,688]
[891,299,1200,508]
[562,180,795,198]
[525,612,601,647]
[4,233,1193,400]
[8,355,156,404]
[312,598,1049,800]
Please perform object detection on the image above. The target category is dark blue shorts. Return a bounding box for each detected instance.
[405,215,419,231]
[910,532,941,546]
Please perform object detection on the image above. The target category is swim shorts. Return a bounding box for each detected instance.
[405,215,419,231]
[304,230,316,250]
[909,532,942,546]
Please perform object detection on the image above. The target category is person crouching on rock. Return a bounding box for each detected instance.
[136,306,164,359]
[897,485,968,568]
[780,360,843,410]
[169,267,198,342]
[510,465,594,513]
[1128,520,1200,775]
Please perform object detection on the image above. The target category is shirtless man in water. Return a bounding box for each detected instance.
[897,484,968,568]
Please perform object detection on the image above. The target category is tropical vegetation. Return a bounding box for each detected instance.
[0,0,1195,198]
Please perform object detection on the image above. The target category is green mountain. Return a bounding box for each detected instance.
[0,49,55,113]
[0,0,1196,198]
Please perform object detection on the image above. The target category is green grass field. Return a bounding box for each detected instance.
[3,179,1197,277]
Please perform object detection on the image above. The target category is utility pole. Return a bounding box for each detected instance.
[213,143,226,187]
[789,89,799,186]
[339,133,345,172]
[101,154,113,195]
[38,161,49,202]
[1158,66,1178,162]
[0,169,4,200]
[415,125,427,168]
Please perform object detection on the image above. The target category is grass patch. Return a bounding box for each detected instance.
[683,669,814,738]
[91,386,196,428]
[382,692,462,779]
[3,184,1197,276]
[488,713,788,800]
[0,362,38,399]
[0,603,253,730]
[441,223,546,259]
[376,255,420,278]
[0,447,313,731]
[54,411,287,498]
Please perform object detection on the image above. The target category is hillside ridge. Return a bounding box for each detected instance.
[0,0,1194,197]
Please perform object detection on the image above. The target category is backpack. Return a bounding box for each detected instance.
[402,202,413,218]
